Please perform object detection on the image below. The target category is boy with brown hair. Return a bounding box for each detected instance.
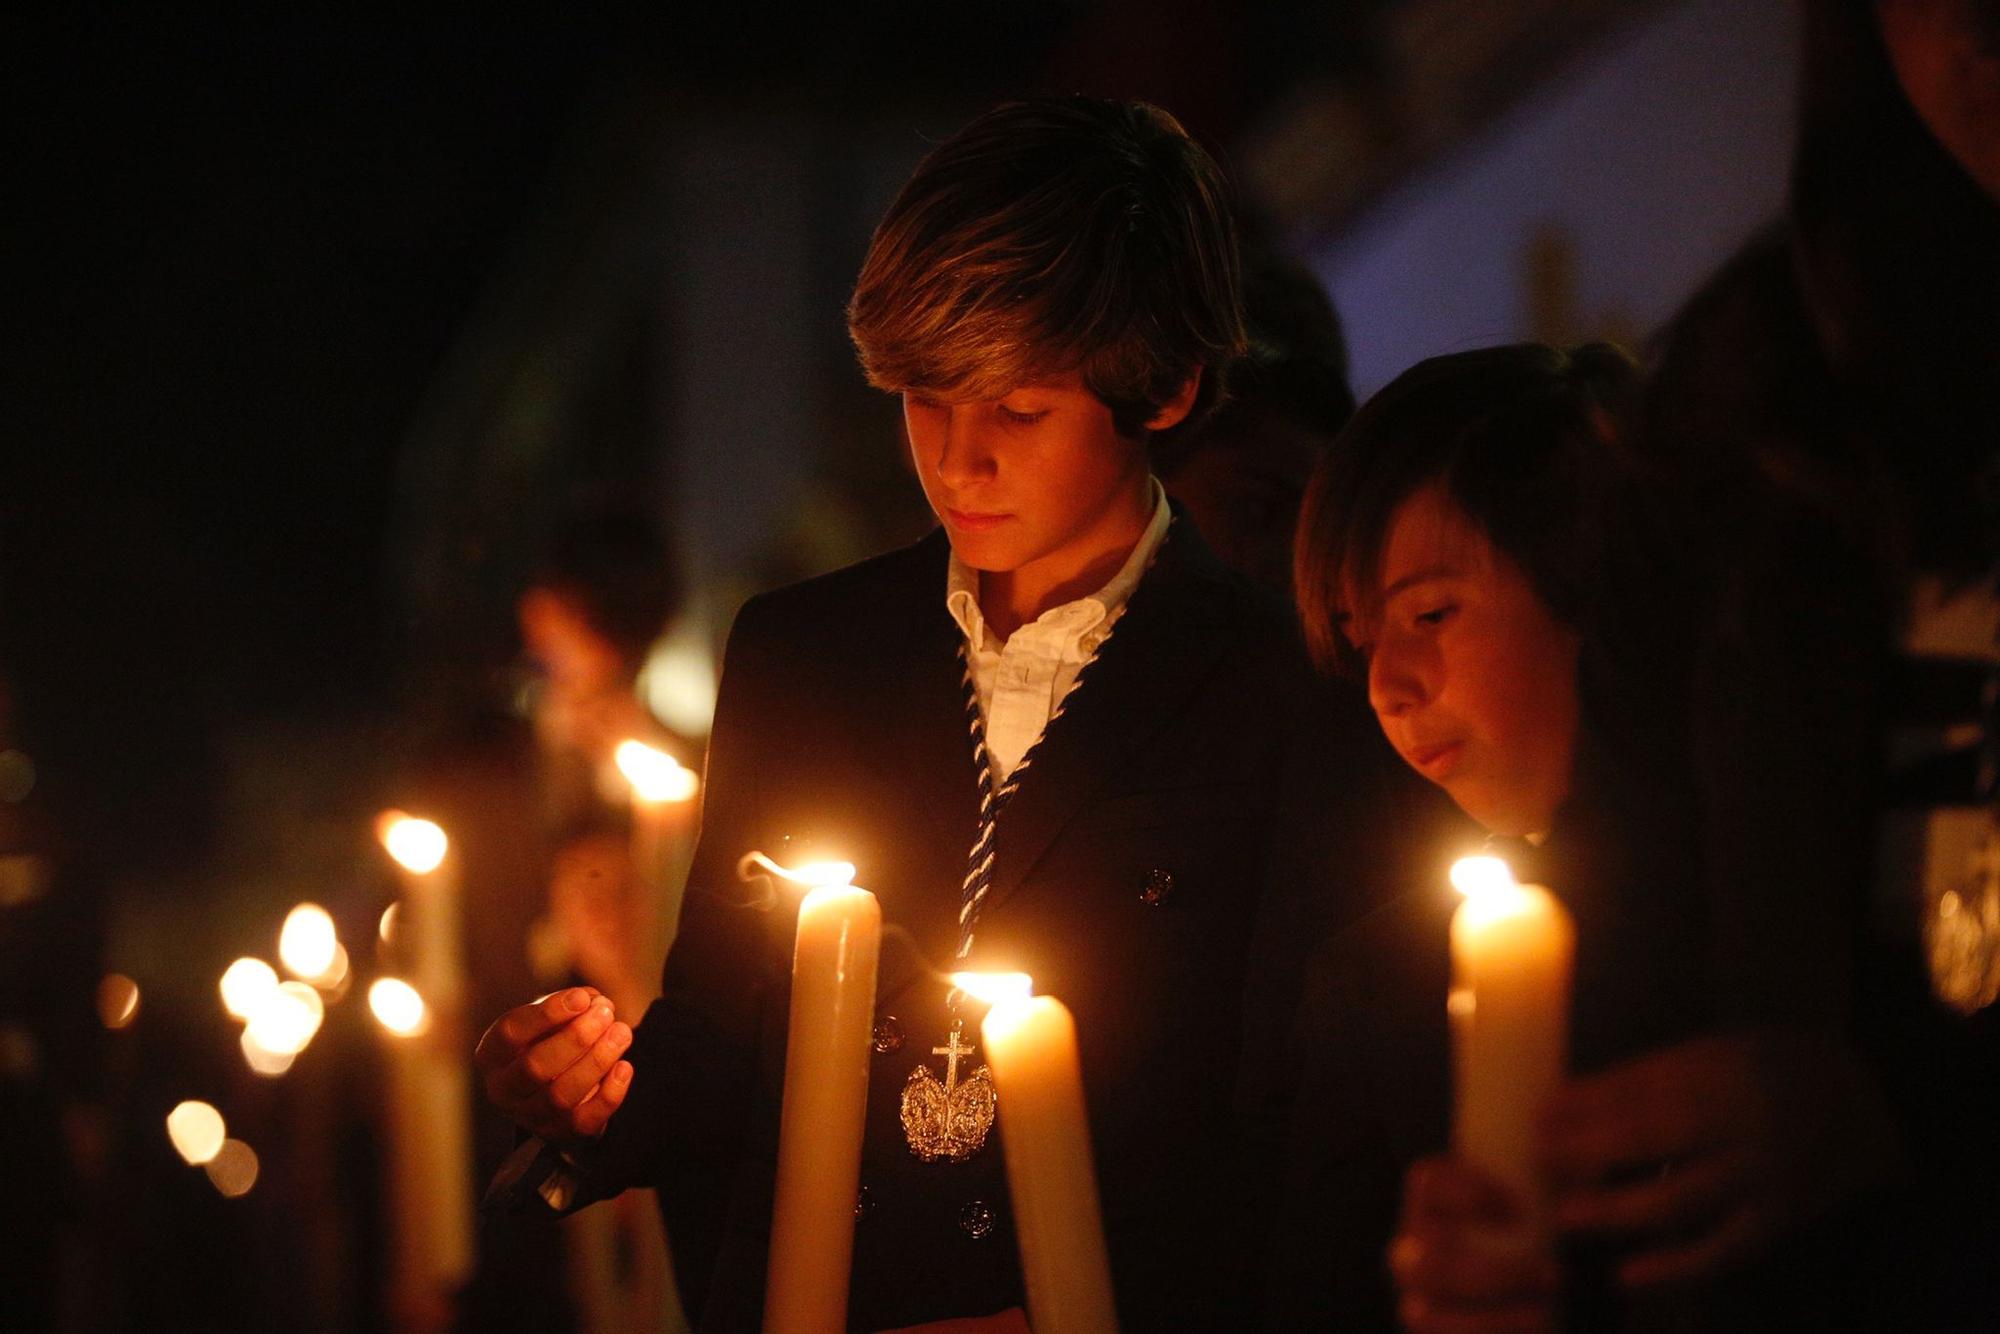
[477,96,1413,1331]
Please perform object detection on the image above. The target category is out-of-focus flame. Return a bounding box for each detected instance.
[279,904,338,980]
[204,1138,259,1197]
[244,981,324,1057]
[378,812,448,874]
[378,902,400,945]
[240,1027,296,1077]
[96,974,140,1029]
[368,977,428,1037]
[615,739,700,804]
[220,958,279,1021]
[949,971,1034,1006]
[167,1100,226,1166]
[311,942,351,998]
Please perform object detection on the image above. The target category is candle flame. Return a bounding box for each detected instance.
[379,812,448,873]
[1449,855,1518,900]
[243,981,325,1057]
[741,851,856,889]
[240,1027,296,1077]
[97,973,141,1029]
[167,1100,227,1166]
[278,903,338,980]
[615,739,700,804]
[949,971,1034,1006]
[368,977,428,1036]
[220,958,279,1021]
[204,1138,260,1197]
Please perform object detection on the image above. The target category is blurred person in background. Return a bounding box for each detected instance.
[1157,244,1355,593]
[1370,1,2000,1328]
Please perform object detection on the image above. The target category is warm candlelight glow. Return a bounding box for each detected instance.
[96,973,140,1029]
[615,738,700,803]
[244,981,325,1057]
[279,903,338,980]
[1456,881,1548,932]
[743,850,858,890]
[312,942,352,997]
[1450,854,1518,900]
[378,902,401,945]
[369,977,428,1036]
[240,1027,296,1077]
[1449,863,1574,1216]
[949,971,1034,1006]
[167,1100,226,1166]
[204,1138,260,1197]
[220,958,279,1021]
[379,813,448,874]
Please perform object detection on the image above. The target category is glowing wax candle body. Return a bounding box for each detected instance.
[764,884,881,1334]
[384,833,475,1304]
[1450,881,1575,1216]
[981,995,1119,1334]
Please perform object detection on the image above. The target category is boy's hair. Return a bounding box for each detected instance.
[848,96,1246,439]
[1293,341,1640,674]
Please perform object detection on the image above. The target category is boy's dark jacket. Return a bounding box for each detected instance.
[590,518,1423,1330]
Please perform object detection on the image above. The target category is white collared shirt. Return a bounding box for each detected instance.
[945,479,1172,781]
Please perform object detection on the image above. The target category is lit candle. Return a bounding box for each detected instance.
[963,972,1118,1334]
[764,872,881,1334]
[614,738,700,1005]
[1448,855,1575,1219]
[376,812,476,1309]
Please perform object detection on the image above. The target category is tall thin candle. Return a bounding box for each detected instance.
[1448,855,1574,1220]
[764,879,881,1333]
[970,976,1118,1334]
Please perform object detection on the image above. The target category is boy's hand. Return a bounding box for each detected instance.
[1388,1156,1561,1334]
[1541,1030,1901,1288]
[473,987,634,1143]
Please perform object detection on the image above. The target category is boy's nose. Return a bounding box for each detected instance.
[935,409,998,490]
[1367,638,1429,719]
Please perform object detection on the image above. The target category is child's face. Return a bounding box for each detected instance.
[1345,485,1581,836]
[903,370,1168,586]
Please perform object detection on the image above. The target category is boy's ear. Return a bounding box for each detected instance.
[1143,367,1204,433]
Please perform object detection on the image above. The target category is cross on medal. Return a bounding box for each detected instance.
[933,1020,975,1091]
[900,1016,998,1162]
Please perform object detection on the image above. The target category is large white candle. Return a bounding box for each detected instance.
[764,881,882,1334]
[1448,856,1575,1219]
[376,813,476,1310]
[971,977,1119,1334]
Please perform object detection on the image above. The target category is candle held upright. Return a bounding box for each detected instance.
[1448,855,1575,1221]
[764,880,881,1334]
[376,812,476,1309]
[977,985,1119,1334]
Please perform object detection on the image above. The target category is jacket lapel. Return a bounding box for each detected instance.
[977,517,1240,917]
[872,530,985,892]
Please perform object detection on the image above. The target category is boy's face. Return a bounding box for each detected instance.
[903,370,1170,585]
[1344,485,1580,837]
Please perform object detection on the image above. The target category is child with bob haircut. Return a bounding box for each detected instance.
[1282,342,1909,1331]
[477,96,1410,1332]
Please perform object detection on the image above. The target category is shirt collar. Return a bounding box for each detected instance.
[945,478,1171,651]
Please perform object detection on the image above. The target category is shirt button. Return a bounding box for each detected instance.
[1139,868,1176,907]
[959,1199,997,1239]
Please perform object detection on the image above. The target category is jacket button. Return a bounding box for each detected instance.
[1139,868,1176,906]
[872,1016,905,1053]
[958,1199,997,1239]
